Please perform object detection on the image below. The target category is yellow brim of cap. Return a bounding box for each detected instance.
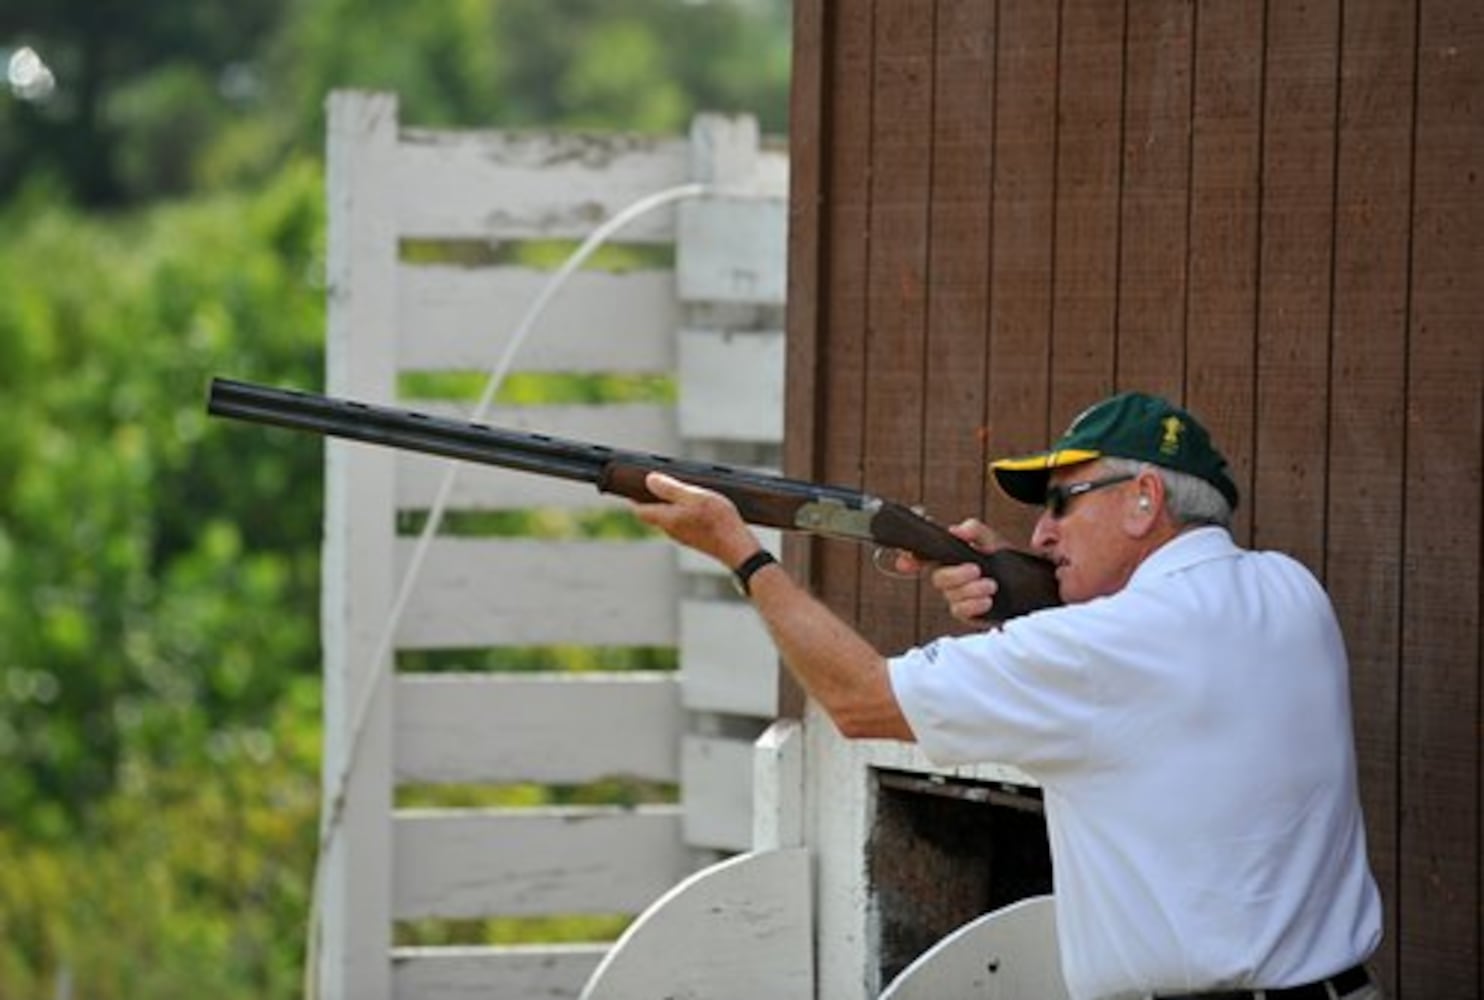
[989,448,1102,473]
[989,448,1102,505]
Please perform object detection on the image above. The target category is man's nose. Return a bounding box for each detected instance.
[1029,510,1057,551]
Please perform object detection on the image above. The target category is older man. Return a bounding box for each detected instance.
[634,391,1382,1000]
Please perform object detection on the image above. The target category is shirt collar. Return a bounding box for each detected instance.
[1127,526,1240,589]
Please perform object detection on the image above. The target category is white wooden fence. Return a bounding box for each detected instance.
[318,90,787,1000]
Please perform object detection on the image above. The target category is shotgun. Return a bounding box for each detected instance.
[205,377,1062,622]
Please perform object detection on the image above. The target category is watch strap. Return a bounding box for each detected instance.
[731,549,777,597]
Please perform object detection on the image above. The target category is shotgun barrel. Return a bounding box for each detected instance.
[206,377,1062,621]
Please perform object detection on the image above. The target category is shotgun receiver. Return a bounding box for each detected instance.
[206,377,1062,622]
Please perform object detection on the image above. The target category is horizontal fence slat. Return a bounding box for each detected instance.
[393,806,689,919]
[394,129,689,241]
[395,673,682,786]
[392,402,679,510]
[398,266,680,372]
[396,539,679,648]
[681,736,756,853]
[679,599,778,716]
[678,329,786,442]
[393,944,607,1000]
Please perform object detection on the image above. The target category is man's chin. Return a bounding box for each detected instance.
[1055,568,1095,605]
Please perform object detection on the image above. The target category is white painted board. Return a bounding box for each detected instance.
[579,848,812,1000]
[395,673,682,786]
[394,538,678,648]
[879,895,1069,999]
[397,266,680,373]
[394,128,689,241]
[393,806,690,919]
[677,329,785,442]
[679,599,778,717]
[393,944,608,1000]
[677,196,788,305]
[680,735,754,852]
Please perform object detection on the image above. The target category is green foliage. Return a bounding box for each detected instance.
[272,0,507,137]
[0,160,327,837]
[106,63,233,197]
[490,0,790,132]
[0,164,326,997]
[0,678,320,999]
[396,913,633,949]
[272,0,792,138]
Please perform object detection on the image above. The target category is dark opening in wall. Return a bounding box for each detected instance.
[868,769,1053,986]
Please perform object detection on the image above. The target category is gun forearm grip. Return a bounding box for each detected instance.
[596,462,663,503]
[597,461,810,531]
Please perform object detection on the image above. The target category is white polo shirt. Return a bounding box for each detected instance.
[888,527,1382,1000]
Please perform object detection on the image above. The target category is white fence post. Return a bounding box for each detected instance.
[320,89,400,1000]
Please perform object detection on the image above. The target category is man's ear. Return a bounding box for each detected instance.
[1125,470,1165,538]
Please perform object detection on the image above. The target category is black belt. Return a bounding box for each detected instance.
[1157,963,1370,1000]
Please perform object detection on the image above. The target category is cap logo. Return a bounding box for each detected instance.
[1160,415,1184,456]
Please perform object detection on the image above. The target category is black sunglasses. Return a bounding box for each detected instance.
[1043,473,1136,519]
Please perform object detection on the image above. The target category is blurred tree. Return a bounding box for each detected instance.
[270,0,506,137]
[0,161,325,836]
[0,0,289,204]
[0,676,320,999]
[493,0,790,131]
[0,0,790,207]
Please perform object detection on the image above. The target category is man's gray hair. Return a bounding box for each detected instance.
[1101,457,1233,528]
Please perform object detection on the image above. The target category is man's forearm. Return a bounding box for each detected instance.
[630,471,915,742]
[745,561,915,742]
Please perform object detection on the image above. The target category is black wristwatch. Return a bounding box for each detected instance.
[731,549,777,597]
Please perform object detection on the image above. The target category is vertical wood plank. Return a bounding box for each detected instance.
[1116,0,1193,399]
[1049,0,1126,428]
[815,0,876,626]
[782,0,827,719]
[1400,0,1483,991]
[986,0,1061,540]
[1184,0,1264,546]
[753,720,806,850]
[1252,0,1339,573]
[860,0,936,655]
[1326,1,1417,990]
[919,0,997,639]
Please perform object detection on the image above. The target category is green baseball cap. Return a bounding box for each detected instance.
[991,392,1240,510]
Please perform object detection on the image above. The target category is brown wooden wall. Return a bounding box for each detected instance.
[782,1,1481,995]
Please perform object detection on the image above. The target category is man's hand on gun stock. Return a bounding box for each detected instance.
[636,471,1010,626]
[894,518,1010,626]
[631,472,765,571]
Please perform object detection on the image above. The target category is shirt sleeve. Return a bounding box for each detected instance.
[888,607,1106,771]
